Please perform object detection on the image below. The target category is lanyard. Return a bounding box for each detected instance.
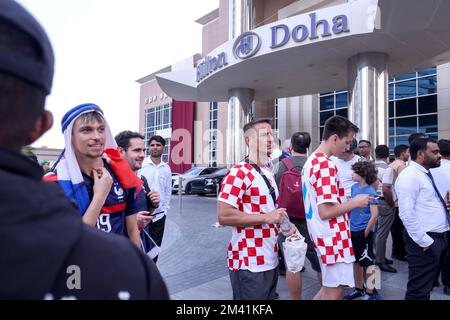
[245,159,276,206]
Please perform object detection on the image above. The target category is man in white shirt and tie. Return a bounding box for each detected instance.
[139,135,172,262]
[396,138,450,300]
[431,139,450,295]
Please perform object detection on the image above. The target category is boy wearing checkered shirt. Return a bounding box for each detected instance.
[218,118,296,300]
[302,116,374,300]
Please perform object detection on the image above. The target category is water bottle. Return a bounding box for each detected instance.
[280,215,292,236]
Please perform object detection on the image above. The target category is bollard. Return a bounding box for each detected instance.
[178,175,182,215]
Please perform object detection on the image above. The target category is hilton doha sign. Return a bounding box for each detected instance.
[196,12,350,83]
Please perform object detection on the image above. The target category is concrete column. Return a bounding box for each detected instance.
[348,52,388,146]
[227,88,254,166]
[437,63,450,139]
[226,1,255,166]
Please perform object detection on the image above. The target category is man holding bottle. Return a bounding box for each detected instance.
[217,118,295,300]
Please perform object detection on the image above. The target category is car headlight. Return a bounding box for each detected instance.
[205,178,214,184]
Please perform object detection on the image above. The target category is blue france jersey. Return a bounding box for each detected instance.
[83,161,143,236]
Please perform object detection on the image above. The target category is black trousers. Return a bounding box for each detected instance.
[391,208,407,257]
[441,231,450,287]
[404,231,448,300]
[147,215,166,263]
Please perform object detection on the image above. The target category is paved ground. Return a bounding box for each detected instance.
[156,194,450,300]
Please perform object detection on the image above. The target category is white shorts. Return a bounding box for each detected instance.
[318,259,355,288]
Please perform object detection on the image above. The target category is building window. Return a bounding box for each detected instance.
[388,66,438,151]
[208,102,218,167]
[144,102,172,159]
[319,90,349,140]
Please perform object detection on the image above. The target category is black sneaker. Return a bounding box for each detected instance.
[365,288,384,300]
[376,263,397,273]
[385,258,393,265]
[392,254,407,262]
[343,288,366,300]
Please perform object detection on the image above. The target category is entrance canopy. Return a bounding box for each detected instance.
[156,0,450,101]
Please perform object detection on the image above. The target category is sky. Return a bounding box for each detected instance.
[16,0,219,149]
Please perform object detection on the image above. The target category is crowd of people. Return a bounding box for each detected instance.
[1,0,449,301]
[218,116,450,301]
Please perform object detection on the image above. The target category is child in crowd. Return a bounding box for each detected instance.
[344,161,382,300]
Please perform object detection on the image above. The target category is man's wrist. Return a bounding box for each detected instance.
[262,214,269,225]
[92,193,107,203]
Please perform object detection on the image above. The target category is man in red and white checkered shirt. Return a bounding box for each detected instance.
[302,115,374,300]
[218,118,296,300]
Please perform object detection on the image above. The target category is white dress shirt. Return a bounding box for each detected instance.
[395,161,450,248]
[430,159,450,199]
[331,154,362,198]
[138,157,172,222]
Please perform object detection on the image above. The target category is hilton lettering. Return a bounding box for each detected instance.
[196,52,228,82]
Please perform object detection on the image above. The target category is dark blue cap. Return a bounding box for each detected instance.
[0,0,54,94]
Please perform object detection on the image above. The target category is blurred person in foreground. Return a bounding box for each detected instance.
[0,0,168,299]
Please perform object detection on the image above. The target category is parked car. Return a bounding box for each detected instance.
[189,168,229,196]
[171,167,223,194]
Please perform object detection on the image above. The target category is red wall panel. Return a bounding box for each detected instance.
[169,100,195,173]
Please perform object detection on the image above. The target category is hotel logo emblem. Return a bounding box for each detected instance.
[233,31,261,60]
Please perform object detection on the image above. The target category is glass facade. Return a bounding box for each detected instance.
[144,103,172,162]
[208,102,218,167]
[388,66,438,151]
[319,90,349,140]
[318,66,438,150]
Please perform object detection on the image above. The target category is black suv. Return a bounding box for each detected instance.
[189,168,228,196]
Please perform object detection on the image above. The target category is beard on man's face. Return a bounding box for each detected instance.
[425,154,441,168]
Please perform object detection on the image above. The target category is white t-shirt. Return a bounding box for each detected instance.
[138,158,172,221]
[430,159,450,199]
[218,162,280,272]
[331,155,362,198]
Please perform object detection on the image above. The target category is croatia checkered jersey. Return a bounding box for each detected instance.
[301,152,355,266]
[218,162,280,272]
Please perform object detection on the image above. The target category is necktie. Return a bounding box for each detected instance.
[426,170,450,227]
